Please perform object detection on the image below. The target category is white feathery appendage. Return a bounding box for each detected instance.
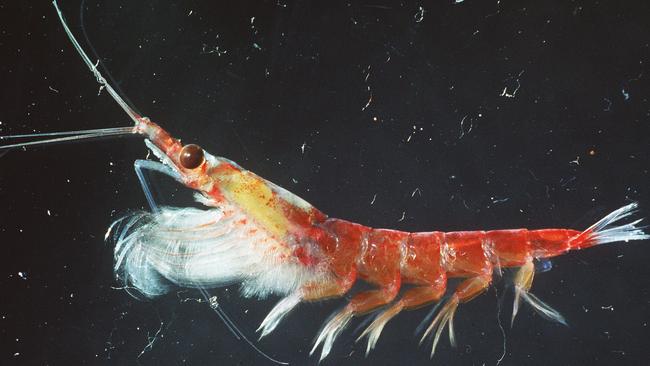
[419,297,458,359]
[581,203,650,246]
[257,292,302,338]
[356,304,403,356]
[310,309,353,362]
[111,206,322,299]
[519,290,567,325]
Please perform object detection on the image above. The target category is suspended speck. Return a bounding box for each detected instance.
[602,98,612,111]
[414,6,425,23]
[621,89,630,100]
[18,271,27,280]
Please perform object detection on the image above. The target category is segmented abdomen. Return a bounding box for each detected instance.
[319,218,581,289]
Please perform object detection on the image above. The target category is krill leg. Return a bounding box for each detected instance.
[358,282,447,355]
[421,274,492,358]
[512,259,565,326]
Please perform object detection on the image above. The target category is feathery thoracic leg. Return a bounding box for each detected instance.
[421,274,492,358]
[257,271,356,338]
[257,292,302,339]
[310,228,405,361]
[258,219,364,338]
[357,282,446,355]
[512,259,565,326]
[310,284,400,361]
[357,231,447,355]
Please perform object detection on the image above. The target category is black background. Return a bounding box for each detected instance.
[1,0,650,365]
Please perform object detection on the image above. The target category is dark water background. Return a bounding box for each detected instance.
[1,0,650,365]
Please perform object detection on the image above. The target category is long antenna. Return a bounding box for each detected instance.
[0,1,141,151]
[79,0,141,117]
[52,0,142,125]
[0,126,134,150]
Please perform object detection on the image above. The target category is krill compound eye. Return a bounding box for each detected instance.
[179,144,204,169]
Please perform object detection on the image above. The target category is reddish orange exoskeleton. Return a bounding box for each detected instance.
[1,2,647,363]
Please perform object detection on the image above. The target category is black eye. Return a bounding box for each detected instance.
[179,144,204,169]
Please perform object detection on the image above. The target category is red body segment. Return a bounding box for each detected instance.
[486,229,529,267]
[444,231,492,278]
[401,232,445,286]
[528,229,581,257]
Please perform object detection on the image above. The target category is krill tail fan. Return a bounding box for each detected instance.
[512,203,648,327]
[569,202,650,250]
